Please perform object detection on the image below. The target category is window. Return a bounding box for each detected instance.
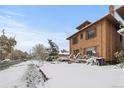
[85,47,96,57]
[80,34,83,39]
[73,49,79,55]
[72,36,78,45]
[87,30,95,39]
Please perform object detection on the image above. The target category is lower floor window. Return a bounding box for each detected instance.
[85,47,96,57]
[73,49,79,55]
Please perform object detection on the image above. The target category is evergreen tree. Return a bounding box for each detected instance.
[47,39,59,60]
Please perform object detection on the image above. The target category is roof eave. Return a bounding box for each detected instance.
[66,14,120,40]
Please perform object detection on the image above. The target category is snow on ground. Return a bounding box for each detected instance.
[0,60,45,88]
[0,60,124,88]
[42,63,124,88]
[0,62,27,88]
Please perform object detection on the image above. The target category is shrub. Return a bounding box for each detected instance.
[114,50,124,63]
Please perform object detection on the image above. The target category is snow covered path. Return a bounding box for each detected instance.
[42,63,124,88]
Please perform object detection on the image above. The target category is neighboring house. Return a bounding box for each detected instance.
[116,6,124,35]
[67,5,123,63]
[116,6,124,20]
[58,51,69,62]
[58,51,69,58]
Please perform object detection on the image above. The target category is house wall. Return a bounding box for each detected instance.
[69,19,122,62]
[96,19,106,59]
[69,19,106,59]
[105,19,122,62]
[122,37,124,49]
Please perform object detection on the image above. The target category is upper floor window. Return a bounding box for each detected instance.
[87,30,95,39]
[72,36,78,45]
[80,34,83,39]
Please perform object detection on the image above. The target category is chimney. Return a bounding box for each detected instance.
[109,5,114,16]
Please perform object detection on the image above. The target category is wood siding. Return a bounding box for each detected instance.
[69,19,122,62]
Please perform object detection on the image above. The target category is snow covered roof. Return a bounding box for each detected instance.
[76,20,91,30]
[59,52,69,55]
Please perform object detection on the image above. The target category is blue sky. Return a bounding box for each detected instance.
[0,5,119,52]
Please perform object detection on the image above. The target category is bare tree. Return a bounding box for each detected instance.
[0,29,17,60]
[10,49,29,60]
[32,44,48,61]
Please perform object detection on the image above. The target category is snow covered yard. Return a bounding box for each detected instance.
[42,63,124,88]
[0,60,124,88]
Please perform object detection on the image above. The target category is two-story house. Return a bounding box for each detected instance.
[67,5,123,63]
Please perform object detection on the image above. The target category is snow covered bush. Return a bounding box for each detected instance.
[22,64,48,88]
[114,50,124,63]
[114,50,124,68]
